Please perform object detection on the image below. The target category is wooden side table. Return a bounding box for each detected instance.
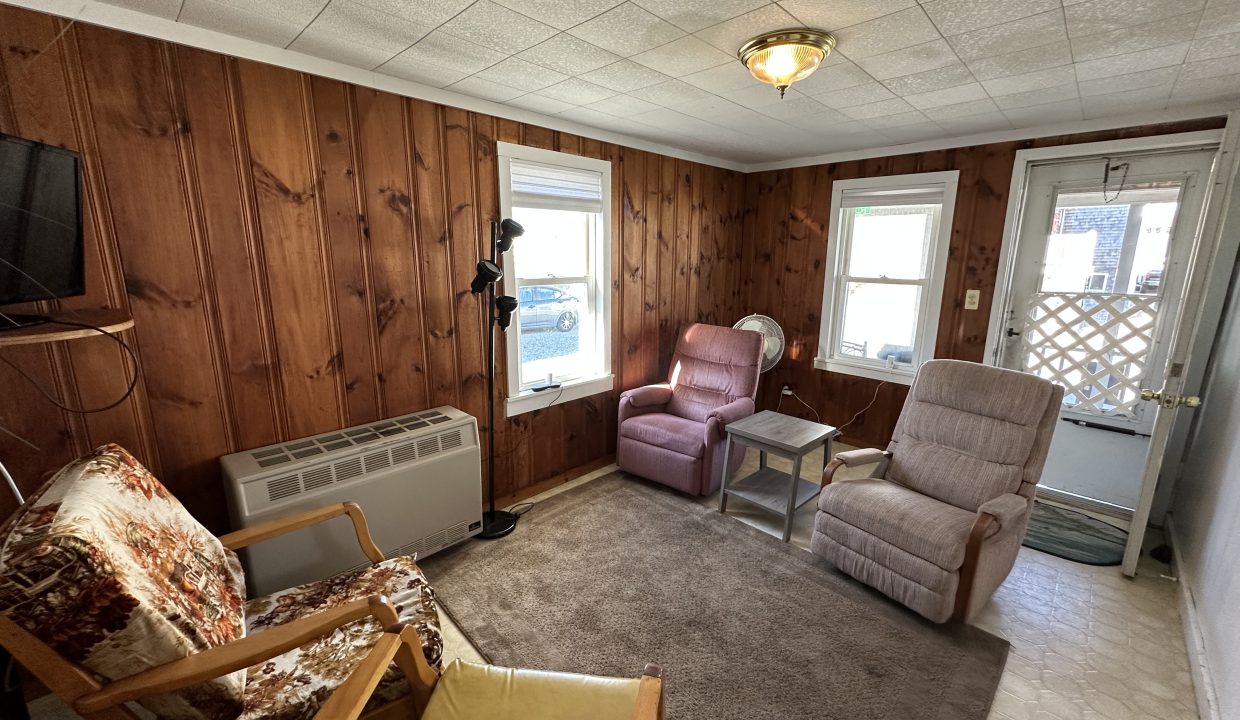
[719,410,839,542]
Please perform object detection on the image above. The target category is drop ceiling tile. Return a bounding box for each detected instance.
[628,107,723,134]
[631,36,735,76]
[723,85,809,110]
[920,0,1059,36]
[1064,0,1205,36]
[922,96,1002,119]
[629,79,714,105]
[1179,54,1240,80]
[777,0,917,32]
[535,77,619,104]
[1002,99,1084,126]
[438,0,558,55]
[585,94,662,116]
[778,106,856,130]
[881,123,948,142]
[991,83,1078,109]
[935,111,1012,133]
[839,97,916,119]
[866,109,933,127]
[904,81,987,109]
[507,92,576,113]
[1068,12,1198,61]
[581,59,671,91]
[567,2,686,57]
[353,0,473,26]
[179,0,312,45]
[946,9,1067,61]
[681,63,759,93]
[518,34,621,75]
[289,0,433,68]
[881,62,973,95]
[1081,84,1173,115]
[99,0,183,20]
[1078,66,1180,95]
[965,39,1072,80]
[854,39,958,79]
[695,4,800,53]
[1171,74,1240,102]
[792,62,875,94]
[493,0,625,30]
[678,100,774,132]
[1187,32,1240,62]
[822,81,897,107]
[376,59,471,87]
[980,65,1076,96]
[448,76,527,102]
[631,0,769,32]
[831,6,941,59]
[1074,42,1189,80]
[383,31,506,74]
[474,58,568,92]
[1198,1,1240,39]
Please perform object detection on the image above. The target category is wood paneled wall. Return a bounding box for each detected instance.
[742,118,1226,447]
[0,5,744,530]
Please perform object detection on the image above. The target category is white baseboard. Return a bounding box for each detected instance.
[1166,514,1221,720]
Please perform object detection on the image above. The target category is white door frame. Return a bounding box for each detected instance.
[984,123,1240,577]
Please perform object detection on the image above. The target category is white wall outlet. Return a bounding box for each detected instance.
[964,289,981,310]
[781,385,793,396]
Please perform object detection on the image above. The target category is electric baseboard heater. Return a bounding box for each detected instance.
[221,406,482,595]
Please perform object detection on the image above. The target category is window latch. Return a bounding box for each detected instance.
[1005,327,1021,338]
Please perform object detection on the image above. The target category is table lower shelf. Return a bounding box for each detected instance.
[723,467,821,516]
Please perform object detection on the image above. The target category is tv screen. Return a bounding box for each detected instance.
[0,133,84,306]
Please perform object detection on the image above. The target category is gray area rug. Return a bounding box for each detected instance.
[419,473,1009,720]
[1023,500,1128,566]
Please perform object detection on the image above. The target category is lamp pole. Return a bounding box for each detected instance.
[478,219,522,539]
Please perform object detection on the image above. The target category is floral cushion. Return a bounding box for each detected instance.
[240,555,443,720]
[0,444,248,720]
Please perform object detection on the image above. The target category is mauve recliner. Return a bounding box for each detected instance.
[617,323,764,496]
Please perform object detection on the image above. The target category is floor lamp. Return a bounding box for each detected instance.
[471,218,524,539]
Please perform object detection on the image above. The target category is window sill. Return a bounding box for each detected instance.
[505,374,614,417]
[813,358,915,385]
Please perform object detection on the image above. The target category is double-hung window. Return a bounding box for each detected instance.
[814,171,958,384]
[498,142,613,416]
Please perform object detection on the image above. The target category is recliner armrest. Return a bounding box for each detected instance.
[977,493,1030,531]
[706,397,754,427]
[834,448,890,467]
[621,384,673,409]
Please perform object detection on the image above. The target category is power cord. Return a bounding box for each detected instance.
[776,389,820,423]
[0,317,140,413]
[775,381,886,434]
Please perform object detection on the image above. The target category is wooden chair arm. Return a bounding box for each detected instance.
[313,624,439,720]
[950,512,997,623]
[75,595,393,715]
[633,664,664,720]
[217,501,385,564]
[821,450,891,488]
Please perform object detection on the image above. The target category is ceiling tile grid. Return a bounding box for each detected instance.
[95,0,1240,163]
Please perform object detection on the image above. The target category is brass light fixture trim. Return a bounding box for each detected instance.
[738,28,837,98]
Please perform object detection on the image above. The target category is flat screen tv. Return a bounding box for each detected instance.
[0,133,84,312]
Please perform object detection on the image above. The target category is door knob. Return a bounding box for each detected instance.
[1005,328,1021,338]
[1139,388,1202,408]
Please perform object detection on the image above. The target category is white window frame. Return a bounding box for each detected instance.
[497,141,613,417]
[813,170,959,385]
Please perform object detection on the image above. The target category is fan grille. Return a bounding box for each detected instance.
[733,314,785,372]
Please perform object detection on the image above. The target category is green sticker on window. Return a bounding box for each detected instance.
[854,207,873,216]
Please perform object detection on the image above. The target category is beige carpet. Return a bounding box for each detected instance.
[420,472,1009,720]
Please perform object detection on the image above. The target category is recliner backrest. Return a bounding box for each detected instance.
[664,324,764,423]
[886,360,1064,512]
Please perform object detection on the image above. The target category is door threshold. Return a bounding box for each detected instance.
[1035,486,1133,530]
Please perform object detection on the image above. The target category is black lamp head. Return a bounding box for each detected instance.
[494,295,519,329]
[470,259,503,294]
[496,218,525,253]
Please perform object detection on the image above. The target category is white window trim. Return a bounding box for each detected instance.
[497,141,613,417]
[813,170,959,385]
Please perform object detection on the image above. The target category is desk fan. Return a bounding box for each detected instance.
[733,314,784,372]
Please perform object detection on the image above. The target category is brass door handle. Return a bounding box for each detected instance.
[1139,388,1202,408]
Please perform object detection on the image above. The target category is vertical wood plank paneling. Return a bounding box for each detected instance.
[0,3,1226,527]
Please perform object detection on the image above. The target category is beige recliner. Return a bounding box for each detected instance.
[811,360,1063,623]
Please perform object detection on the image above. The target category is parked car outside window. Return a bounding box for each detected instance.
[518,285,580,332]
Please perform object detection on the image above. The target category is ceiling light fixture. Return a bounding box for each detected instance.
[738,28,836,98]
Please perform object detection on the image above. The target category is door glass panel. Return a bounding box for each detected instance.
[1020,183,1181,419]
[839,282,920,363]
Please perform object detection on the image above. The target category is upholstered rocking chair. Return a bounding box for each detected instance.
[812,360,1063,623]
[0,444,442,720]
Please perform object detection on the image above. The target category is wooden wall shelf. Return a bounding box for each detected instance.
[0,309,134,347]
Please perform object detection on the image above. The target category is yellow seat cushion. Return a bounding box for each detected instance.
[422,660,641,720]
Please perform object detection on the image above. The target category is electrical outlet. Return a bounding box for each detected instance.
[781,384,793,396]
[964,288,981,310]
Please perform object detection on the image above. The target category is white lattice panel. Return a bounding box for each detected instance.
[1020,292,1158,418]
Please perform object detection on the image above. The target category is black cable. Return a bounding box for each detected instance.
[0,318,140,413]
[507,501,535,517]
